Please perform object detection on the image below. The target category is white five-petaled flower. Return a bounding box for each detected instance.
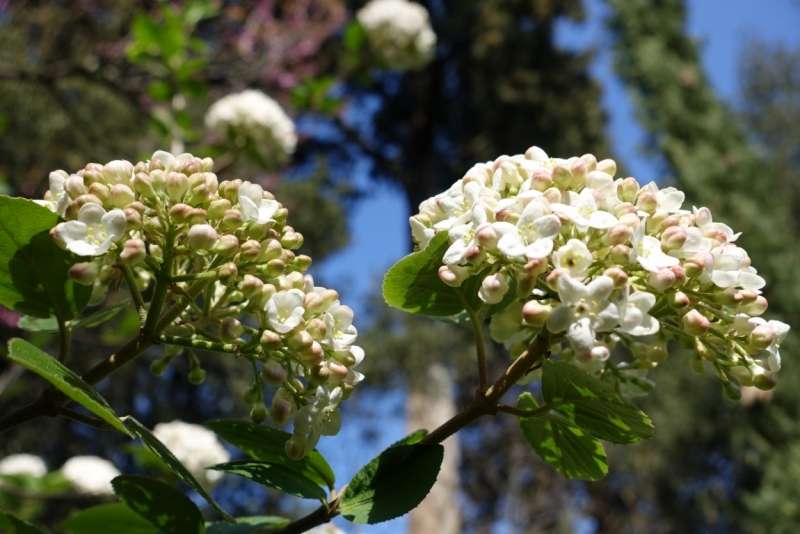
[701,244,765,290]
[293,386,343,455]
[35,172,70,216]
[630,215,679,273]
[265,289,305,334]
[551,188,618,230]
[53,203,126,256]
[323,302,358,349]
[546,275,620,354]
[694,206,740,242]
[493,201,560,260]
[238,181,279,224]
[618,288,660,336]
[553,239,594,278]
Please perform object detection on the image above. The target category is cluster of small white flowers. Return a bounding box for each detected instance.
[38,150,364,459]
[0,454,47,478]
[60,455,120,496]
[205,90,297,167]
[152,421,230,485]
[306,524,347,534]
[410,146,790,397]
[356,0,436,71]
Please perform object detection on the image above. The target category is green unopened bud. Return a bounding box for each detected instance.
[552,163,573,189]
[258,239,284,262]
[602,267,628,288]
[219,179,242,202]
[220,318,244,341]
[242,385,260,405]
[250,404,268,424]
[670,291,691,309]
[287,330,314,352]
[320,289,339,310]
[64,175,87,199]
[211,234,239,257]
[286,271,305,289]
[530,169,553,191]
[690,353,705,374]
[68,262,99,286]
[134,172,159,202]
[150,358,170,376]
[610,244,631,265]
[749,324,775,350]
[65,194,102,220]
[259,259,285,278]
[306,318,327,340]
[239,240,261,261]
[285,433,307,460]
[660,226,687,251]
[297,341,324,365]
[187,208,207,225]
[207,198,231,220]
[166,172,189,203]
[180,159,202,177]
[596,158,617,177]
[293,254,313,272]
[612,201,638,218]
[280,230,303,249]
[602,224,633,246]
[261,359,287,385]
[148,156,166,172]
[240,275,264,299]
[108,184,134,209]
[124,207,142,230]
[102,160,134,185]
[149,170,167,193]
[722,380,742,401]
[740,296,768,316]
[219,262,238,284]
[188,367,206,385]
[187,224,218,250]
[570,158,588,187]
[220,209,244,232]
[710,288,743,306]
[647,342,668,363]
[636,191,658,215]
[201,157,214,172]
[752,367,777,391]
[251,284,277,308]
[522,300,551,326]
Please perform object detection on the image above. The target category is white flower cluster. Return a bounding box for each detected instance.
[411,146,790,396]
[152,421,230,485]
[0,454,47,478]
[205,89,297,168]
[60,455,120,496]
[39,150,364,459]
[356,0,436,71]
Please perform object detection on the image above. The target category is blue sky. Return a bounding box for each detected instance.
[312,1,800,532]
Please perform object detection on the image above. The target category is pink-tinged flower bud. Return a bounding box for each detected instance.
[580,153,597,172]
[169,203,193,224]
[694,207,712,227]
[64,194,102,220]
[68,262,99,286]
[552,163,573,189]
[319,289,339,311]
[303,292,325,315]
[211,234,239,257]
[187,208,206,225]
[739,289,758,306]
[220,318,244,341]
[570,158,588,186]
[635,191,658,214]
[495,207,518,223]
[102,160,133,185]
[530,169,553,191]
[240,240,261,261]
[120,239,146,265]
[617,177,639,203]
[273,207,289,223]
[479,272,509,304]
[475,223,499,248]
[257,239,282,262]
[123,207,142,230]
[257,259,285,278]
[260,330,283,351]
[65,175,88,198]
[297,341,324,365]
[522,300,551,326]
[661,226,687,251]
[187,183,210,206]
[148,156,166,172]
[218,178,242,202]
[596,158,617,177]
[682,257,705,278]
[219,262,238,283]
[669,265,687,286]
[683,309,710,336]
[280,231,304,249]
[281,249,296,264]
[187,224,217,250]
[80,164,103,186]
[465,246,486,264]
[309,364,332,385]
[220,209,244,231]
[603,267,628,287]
[306,318,328,341]
[645,212,666,233]
[133,172,158,201]
[200,157,214,172]
[618,213,641,231]
[647,342,668,363]
[648,268,676,291]
[602,224,632,246]
[286,271,305,290]
[670,291,690,309]
[741,296,768,316]
[612,202,638,218]
[542,187,562,205]
[497,160,523,187]
[661,216,680,229]
[523,257,547,277]
[261,359,287,385]
[240,274,264,299]
[273,402,297,430]
[710,288,742,306]
[294,254,313,272]
[752,367,778,391]
[439,265,471,287]
[749,324,775,350]
[180,159,201,177]
[546,267,569,290]
[166,172,189,203]
[610,244,631,265]
[88,182,111,207]
[107,184,133,209]
[148,170,166,193]
[207,198,231,220]
[132,161,147,175]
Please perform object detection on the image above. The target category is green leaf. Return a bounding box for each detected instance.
[343,21,365,52]
[339,443,443,524]
[147,81,174,102]
[18,299,131,332]
[123,417,233,522]
[517,393,608,481]
[542,360,654,444]
[0,510,49,533]
[7,338,132,437]
[0,196,91,320]
[112,475,204,534]
[205,517,288,534]
[59,503,157,534]
[208,461,326,501]
[205,420,335,489]
[392,429,428,446]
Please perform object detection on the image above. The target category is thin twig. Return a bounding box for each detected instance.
[57,408,116,431]
[57,319,72,365]
[118,263,146,321]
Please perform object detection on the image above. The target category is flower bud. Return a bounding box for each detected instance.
[250,404,268,424]
[120,239,146,265]
[169,203,193,224]
[285,433,307,460]
[280,230,303,250]
[103,160,134,185]
[215,209,242,232]
[219,262,238,284]
[546,267,569,290]
[580,153,597,171]
[609,244,631,265]
[201,157,214,172]
[647,342,668,363]
[530,169,553,191]
[220,318,244,341]
[207,198,231,220]
[298,342,324,366]
[570,158,588,186]
[661,226,687,251]
[180,159,202,177]
[722,380,742,402]
[65,175,88,199]
[670,291,691,309]
[288,331,314,353]
[690,353,705,374]
[188,208,207,225]
[740,296,768,316]
[603,267,628,288]
[123,207,142,230]
[465,246,486,264]
[523,257,548,277]
[618,213,641,231]
[166,172,189,203]
[239,275,263,299]
[752,367,778,391]
[219,179,242,202]
[669,265,687,286]
[133,173,158,201]
[552,163,573,189]
[261,359,287,385]
[188,367,207,385]
[522,300,551,326]
[439,265,471,287]
[602,224,632,246]
[683,257,706,278]
[187,224,218,251]
[661,215,680,229]
[306,318,328,341]
[273,207,289,223]
[149,170,167,193]
[636,191,657,214]
[240,240,261,261]
[596,158,617,177]
[320,289,339,311]
[294,254,313,272]
[710,287,742,306]
[68,262,99,286]
[260,331,283,353]
[682,309,710,337]
[749,324,775,350]
[475,223,499,248]
[479,272,509,304]
[211,234,239,257]
[107,184,134,209]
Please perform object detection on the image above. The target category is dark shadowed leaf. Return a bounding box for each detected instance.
[19,299,131,332]
[208,461,326,501]
[205,516,288,534]
[58,503,157,534]
[112,475,204,534]
[0,510,49,533]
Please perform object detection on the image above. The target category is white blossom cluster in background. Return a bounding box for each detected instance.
[0,454,47,478]
[306,524,347,534]
[356,0,436,71]
[205,89,297,168]
[37,150,364,459]
[153,421,230,485]
[410,146,790,397]
[60,456,120,496]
